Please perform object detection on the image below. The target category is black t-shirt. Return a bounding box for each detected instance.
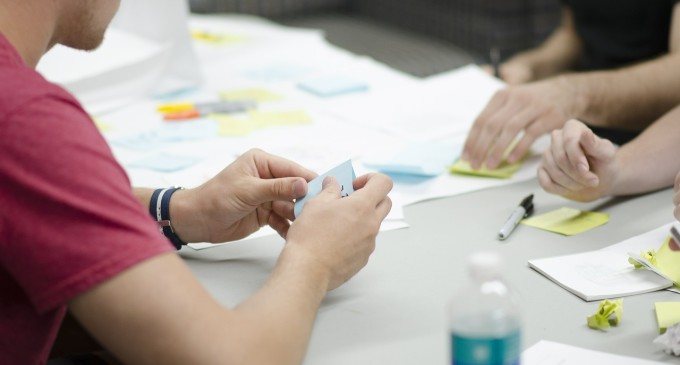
[564,0,679,71]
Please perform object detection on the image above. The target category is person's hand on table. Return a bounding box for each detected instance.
[462,77,579,170]
[538,119,619,202]
[169,148,317,243]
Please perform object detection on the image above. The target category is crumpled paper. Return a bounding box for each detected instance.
[629,249,658,269]
[587,299,623,331]
[654,322,680,356]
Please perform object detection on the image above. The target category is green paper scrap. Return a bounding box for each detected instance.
[656,302,680,334]
[630,236,680,287]
[587,299,623,331]
[628,248,658,269]
[219,88,282,103]
[449,158,523,179]
[211,110,312,137]
[520,207,609,236]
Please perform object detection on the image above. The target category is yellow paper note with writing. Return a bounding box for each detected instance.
[449,140,527,179]
[220,88,282,102]
[520,207,609,236]
[655,302,680,334]
[656,236,680,286]
[212,110,312,137]
[449,158,523,179]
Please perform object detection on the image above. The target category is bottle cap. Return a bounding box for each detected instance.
[468,251,502,281]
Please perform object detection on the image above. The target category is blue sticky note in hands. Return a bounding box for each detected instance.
[294,160,356,218]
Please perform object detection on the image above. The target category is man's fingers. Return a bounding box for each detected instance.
[268,213,290,239]
[256,177,308,203]
[272,201,295,221]
[352,173,393,206]
[248,148,318,181]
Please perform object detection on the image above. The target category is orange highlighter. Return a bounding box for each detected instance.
[158,100,256,121]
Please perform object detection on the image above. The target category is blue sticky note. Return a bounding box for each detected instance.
[246,63,312,81]
[127,153,201,172]
[364,140,461,177]
[297,76,369,97]
[294,160,356,218]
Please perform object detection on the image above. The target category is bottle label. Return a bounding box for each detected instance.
[451,330,520,365]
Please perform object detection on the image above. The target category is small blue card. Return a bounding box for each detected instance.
[297,75,369,97]
[294,160,356,218]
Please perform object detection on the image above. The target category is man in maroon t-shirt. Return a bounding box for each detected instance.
[0,1,393,364]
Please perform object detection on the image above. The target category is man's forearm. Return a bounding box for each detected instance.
[505,8,582,80]
[568,53,680,131]
[609,105,680,195]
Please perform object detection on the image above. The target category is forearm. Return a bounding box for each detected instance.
[132,187,154,211]
[73,250,330,365]
[132,186,204,243]
[608,105,680,195]
[567,53,680,131]
[505,8,582,80]
[228,245,329,364]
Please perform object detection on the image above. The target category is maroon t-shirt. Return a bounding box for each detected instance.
[0,34,173,364]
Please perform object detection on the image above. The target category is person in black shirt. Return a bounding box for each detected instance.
[462,0,680,171]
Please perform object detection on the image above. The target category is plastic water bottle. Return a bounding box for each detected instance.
[448,251,521,365]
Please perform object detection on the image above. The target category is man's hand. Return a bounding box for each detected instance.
[170,149,317,243]
[462,76,580,170]
[285,173,393,291]
[538,120,619,202]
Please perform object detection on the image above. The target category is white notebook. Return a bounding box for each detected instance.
[523,341,670,365]
[528,223,675,301]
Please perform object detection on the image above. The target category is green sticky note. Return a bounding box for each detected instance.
[449,158,523,179]
[656,302,680,334]
[521,207,609,236]
[219,88,282,102]
[211,110,312,137]
[587,299,623,331]
[656,236,680,285]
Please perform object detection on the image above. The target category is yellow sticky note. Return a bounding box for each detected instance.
[449,158,523,179]
[248,110,312,125]
[521,207,609,236]
[449,141,527,179]
[220,88,282,103]
[656,236,680,285]
[92,118,112,132]
[656,302,680,334]
[587,299,623,331]
[191,30,243,45]
[212,110,312,137]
